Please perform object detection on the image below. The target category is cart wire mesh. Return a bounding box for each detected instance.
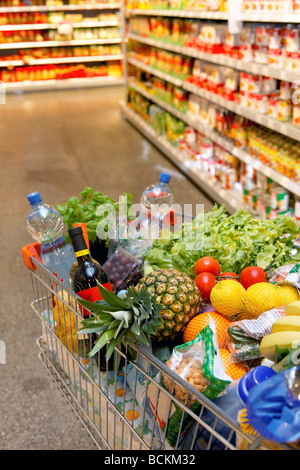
[27,255,278,451]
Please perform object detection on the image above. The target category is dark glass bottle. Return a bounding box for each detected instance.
[68,226,113,371]
[68,226,109,296]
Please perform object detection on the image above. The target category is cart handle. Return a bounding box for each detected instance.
[22,242,42,271]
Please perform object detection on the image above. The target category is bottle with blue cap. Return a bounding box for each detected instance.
[141,172,173,216]
[27,191,76,286]
[139,172,173,240]
[212,365,277,419]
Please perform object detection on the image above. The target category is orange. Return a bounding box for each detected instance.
[219,348,248,381]
[126,410,139,421]
[183,311,231,348]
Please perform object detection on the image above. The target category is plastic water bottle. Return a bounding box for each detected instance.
[27,191,76,286]
[138,172,173,241]
[141,172,173,219]
[180,366,276,450]
[212,365,277,419]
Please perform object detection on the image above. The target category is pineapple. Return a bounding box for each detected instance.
[136,269,202,341]
[77,268,202,361]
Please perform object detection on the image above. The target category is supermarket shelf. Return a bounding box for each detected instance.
[0,54,123,66]
[240,12,300,22]
[0,3,121,13]
[4,75,124,92]
[128,77,300,197]
[0,37,121,49]
[120,99,244,214]
[128,54,300,141]
[0,20,119,31]
[128,33,300,83]
[11,53,123,65]
[126,8,228,19]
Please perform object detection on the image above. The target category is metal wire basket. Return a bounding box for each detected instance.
[22,242,286,451]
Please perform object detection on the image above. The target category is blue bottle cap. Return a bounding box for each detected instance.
[248,366,276,388]
[159,172,171,184]
[238,366,277,406]
[238,374,250,406]
[27,191,42,205]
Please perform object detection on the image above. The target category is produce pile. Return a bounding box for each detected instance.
[55,188,300,448]
[144,204,300,277]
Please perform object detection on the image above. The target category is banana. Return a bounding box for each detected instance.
[272,315,300,333]
[285,301,300,316]
[260,331,300,361]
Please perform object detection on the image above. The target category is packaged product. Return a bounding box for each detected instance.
[226,308,284,363]
[279,81,292,100]
[285,27,300,53]
[271,186,289,211]
[293,102,300,127]
[147,317,231,448]
[276,99,292,122]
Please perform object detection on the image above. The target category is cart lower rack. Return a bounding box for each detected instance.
[22,242,289,451]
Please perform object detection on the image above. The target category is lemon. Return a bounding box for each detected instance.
[242,282,279,318]
[210,280,246,320]
[275,284,299,306]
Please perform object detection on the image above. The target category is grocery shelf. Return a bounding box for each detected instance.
[127,33,300,83]
[126,8,228,19]
[240,12,300,22]
[0,20,119,31]
[5,53,123,66]
[0,37,122,49]
[128,53,300,142]
[0,54,123,66]
[0,3,121,13]
[128,76,300,198]
[4,75,124,92]
[120,99,245,214]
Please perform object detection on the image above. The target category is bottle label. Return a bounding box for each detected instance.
[77,282,113,317]
[75,249,90,258]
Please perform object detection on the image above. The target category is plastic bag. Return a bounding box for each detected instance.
[147,316,232,448]
[227,308,284,363]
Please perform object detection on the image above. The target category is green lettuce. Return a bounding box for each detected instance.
[144,205,300,277]
[56,186,133,243]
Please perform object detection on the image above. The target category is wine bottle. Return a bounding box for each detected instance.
[68,226,110,301]
[68,226,113,371]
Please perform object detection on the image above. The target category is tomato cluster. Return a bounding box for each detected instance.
[194,256,267,302]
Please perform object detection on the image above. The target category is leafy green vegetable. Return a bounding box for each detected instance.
[144,204,300,277]
[56,186,133,243]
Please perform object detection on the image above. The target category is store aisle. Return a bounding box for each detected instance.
[0,86,213,450]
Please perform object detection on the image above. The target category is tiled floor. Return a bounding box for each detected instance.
[0,85,213,450]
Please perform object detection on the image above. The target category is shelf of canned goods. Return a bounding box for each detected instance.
[123,0,300,220]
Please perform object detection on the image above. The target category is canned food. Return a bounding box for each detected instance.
[276,99,292,121]
[271,187,289,211]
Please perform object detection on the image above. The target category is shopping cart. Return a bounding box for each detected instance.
[22,241,287,451]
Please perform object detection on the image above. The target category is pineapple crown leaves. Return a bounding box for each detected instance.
[77,281,163,360]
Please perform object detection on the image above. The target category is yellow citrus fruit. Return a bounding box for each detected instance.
[210,280,246,320]
[183,311,231,348]
[275,284,299,306]
[242,282,279,318]
[220,348,248,381]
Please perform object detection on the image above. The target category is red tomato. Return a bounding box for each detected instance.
[220,272,239,281]
[240,266,267,289]
[195,256,221,277]
[195,272,216,302]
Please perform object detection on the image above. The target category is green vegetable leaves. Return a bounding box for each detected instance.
[144,204,300,276]
[56,186,133,243]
